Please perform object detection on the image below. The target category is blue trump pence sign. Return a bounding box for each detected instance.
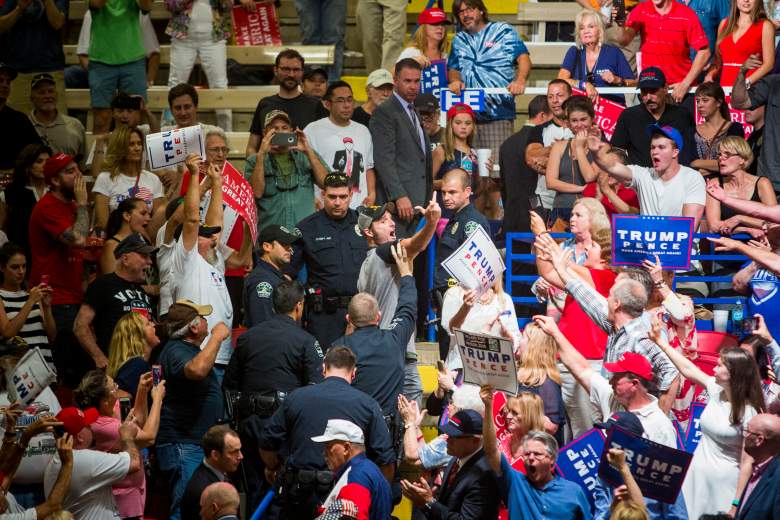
[611,215,694,270]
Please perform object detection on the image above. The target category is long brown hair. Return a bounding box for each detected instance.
[720,347,766,424]
[442,112,476,162]
[517,323,561,386]
[104,126,144,179]
[411,23,450,56]
[504,392,545,435]
[715,2,767,74]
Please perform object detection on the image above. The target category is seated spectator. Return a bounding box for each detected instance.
[92,125,164,234]
[100,198,152,275]
[582,167,640,221]
[305,81,376,208]
[707,0,774,87]
[45,406,143,518]
[591,123,706,230]
[3,143,50,264]
[415,93,443,146]
[432,104,478,213]
[199,482,240,520]
[180,425,243,520]
[0,243,55,367]
[246,110,328,231]
[302,67,328,100]
[311,419,392,520]
[706,136,776,237]
[401,409,500,519]
[76,369,165,519]
[545,96,599,229]
[691,82,745,176]
[107,311,160,397]
[352,69,394,127]
[0,63,43,172]
[397,8,450,68]
[481,390,591,520]
[28,73,85,158]
[165,83,200,130]
[557,10,635,104]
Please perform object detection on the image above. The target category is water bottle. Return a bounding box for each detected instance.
[731,301,744,335]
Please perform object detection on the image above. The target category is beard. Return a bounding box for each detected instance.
[204,247,219,267]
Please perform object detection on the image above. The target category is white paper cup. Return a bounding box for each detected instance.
[476,148,492,177]
[713,310,729,333]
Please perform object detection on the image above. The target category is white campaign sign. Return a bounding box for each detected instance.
[6,348,56,407]
[455,329,517,395]
[146,125,205,170]
[442,225,504,295]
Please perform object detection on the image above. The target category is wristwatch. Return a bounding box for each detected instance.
[424,500,436,512]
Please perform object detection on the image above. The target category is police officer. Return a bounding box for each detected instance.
[243,225,301,328]
[260,346,395,520]
[433,168,490,360]
[223,280,324,509]
[288,173,368,350]
[334,244,416,452]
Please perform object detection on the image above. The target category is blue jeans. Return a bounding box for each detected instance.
[292,0,345,81]
[156,443,204,520]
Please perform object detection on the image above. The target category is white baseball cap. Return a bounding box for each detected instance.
[366,69,394,88]
[311,419,365,444]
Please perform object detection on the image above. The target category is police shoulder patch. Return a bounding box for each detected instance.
[451,222,459,235]
[256,282,273,298]
[464,221,478,235]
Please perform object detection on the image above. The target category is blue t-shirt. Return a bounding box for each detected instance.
[447,22,529,122]
[498,455,592,520]
[560,44,634,104]
[156,339,225,445]
[680,0,730,56]
[0,0,68,72]
[748,267,780,341]
[115,357,151,398]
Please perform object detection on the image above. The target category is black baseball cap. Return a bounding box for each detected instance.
[0,63,17,80]
[114,232,157,258]
[594,411,645,438]
[198,225,222,237]
[357,204,389,232]
[259,224,302,246]
[638,67,666,89]
[303,66,328,81]
[31,73,55,90]
[414,93,439,113]
[441,409,483,437]
[111,92,142,110]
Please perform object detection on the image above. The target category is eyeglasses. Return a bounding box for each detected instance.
[717,151,739,159]
[207,147,230,154]
[742,427,761,437]
[278,67,303,74]
[457,5,478,14]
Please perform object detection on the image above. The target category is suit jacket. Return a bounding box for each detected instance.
[424,448,500,520]
[181,462,225,520]
[370,94,432,235]
[736,455,780,520]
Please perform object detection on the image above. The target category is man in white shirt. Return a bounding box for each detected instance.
[305,81,376,209]
[589,123,706,230]
[170,154,252,378]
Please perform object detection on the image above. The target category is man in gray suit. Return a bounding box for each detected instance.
[370,58,433,238]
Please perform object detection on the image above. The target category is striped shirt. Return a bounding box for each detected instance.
[0,289,54,368]
[564,279,679,390]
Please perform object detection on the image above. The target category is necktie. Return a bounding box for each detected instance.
[408,103,419,128]
[445,460,460,490]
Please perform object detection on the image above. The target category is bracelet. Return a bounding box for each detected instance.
[538,230,551,237]
[404,423,414,430]
[731,499,740,507]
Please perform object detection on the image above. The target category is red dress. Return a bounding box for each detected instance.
[718,21,766,87]
[558,268,617,360]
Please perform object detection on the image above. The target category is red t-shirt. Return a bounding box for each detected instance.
[626,1,708,84]
[558,268,617,359]
[582,182,640,221]
[29,193,84,305]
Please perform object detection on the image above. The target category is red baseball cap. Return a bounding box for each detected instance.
[604,352,653,382]
[446,103,475,121]
[56,407,100,436]
[418,7,449,25]
[43,153,75,181]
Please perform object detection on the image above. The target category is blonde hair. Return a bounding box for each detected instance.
[719,135,754,169]
[103,126,144,180]
[107,313,148,378]
[610,500,650,520]
[504,392,545,435]
[442,113,476,162]
[45,511,76,520]
[411,24,450,56]
[517,324,561,386]
[573,197,611,237]
[574,9,605,49]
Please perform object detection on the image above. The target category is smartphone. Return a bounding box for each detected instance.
[53,424,66,438]
[742,316,758,334]
[613,0,626,25]
[152,365,162,386]
[40,274,49,287]
[270,132,298,147]
[119,397,132,421]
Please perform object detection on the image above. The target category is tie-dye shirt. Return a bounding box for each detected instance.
[447,22,529,122]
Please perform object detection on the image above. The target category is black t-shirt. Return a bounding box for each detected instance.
[499,125,536,236]
[83,273,153,353]
[352,105,371,127]
[115,357,151,398]
[0,105,42,170]
[747,125,764,176]
[249,93,328,134]
[610,103,695,167]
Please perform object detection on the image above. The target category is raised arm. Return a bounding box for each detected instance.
[184,322,230,380]
[399,196,440,258]
[647,317,709,387]
[589,134,633,182]
[710,236,780,274]
[480,385,502,474]
[181,154,202,252]
[60,175,90,247]
[597,173,639,214]
[533,315,594,393]
[36,434,74,519]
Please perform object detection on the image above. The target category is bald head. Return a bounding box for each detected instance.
[751,414,780,441]
[200,482,239,520]
[442,168,470,190]
[347,293,380,328]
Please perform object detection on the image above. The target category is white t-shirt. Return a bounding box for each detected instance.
[0,388,61,484]
[189,0,214,35]
[396,47,449,62]
[92,171,164,212]
[169,237,234,364]
[628,164,706,217]
[0,494,36,520]
[155,223,176,316]
[589,373,678,448]
[44,450,131,520]
[304,118,374,209]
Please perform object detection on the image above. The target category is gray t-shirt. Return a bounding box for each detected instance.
[749,75,780,189]
[357,244,416,355]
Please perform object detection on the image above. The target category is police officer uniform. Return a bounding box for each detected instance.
[260,376,395,519]
[433,203,490,359]
[243,225,301,328]
[289,208,368,350]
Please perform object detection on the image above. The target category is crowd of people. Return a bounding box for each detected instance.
[2,0,780,518]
